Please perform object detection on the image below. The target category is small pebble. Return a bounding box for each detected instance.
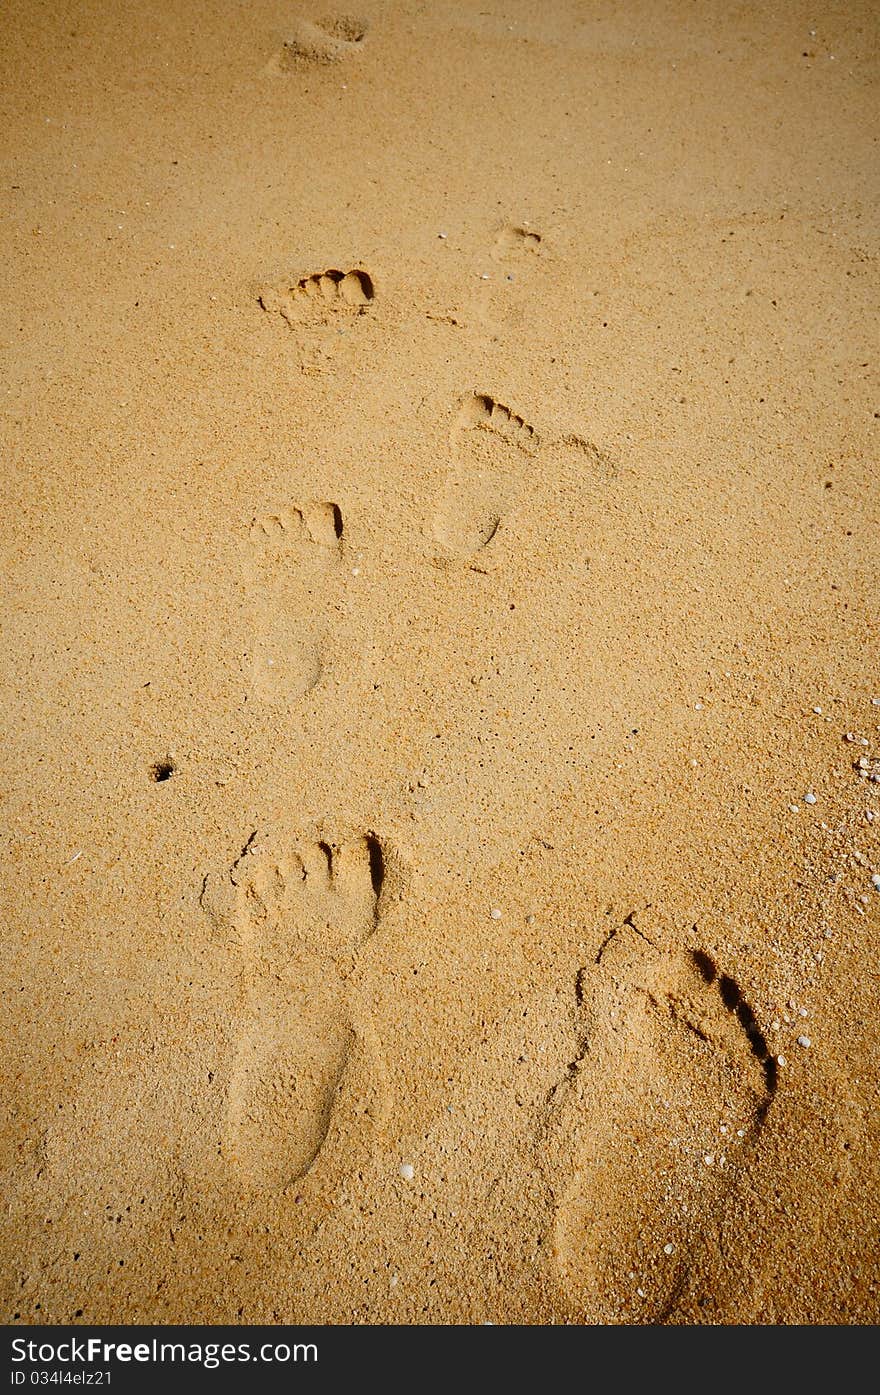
[871,874,880,890]
[812,705,823,715]
[694,701,704,710]
[777,1055,787,1067]
[797,1035,812,1048]
[663,1243,675,1255]
[789,804,800,814]
[490,907,503,920]
[703,1154,714,1166]
[399,1163,414,1181]
[872,698,880,707]
[804,792,817,805]
[736,1129,745,1138]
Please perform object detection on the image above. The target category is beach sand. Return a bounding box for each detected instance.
[1,0,878,1324]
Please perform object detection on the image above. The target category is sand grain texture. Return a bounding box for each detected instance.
[1,0,878,1324]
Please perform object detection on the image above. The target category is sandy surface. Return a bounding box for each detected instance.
[2,0,879,1325]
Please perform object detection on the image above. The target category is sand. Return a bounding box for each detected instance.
[2,0,878,1325]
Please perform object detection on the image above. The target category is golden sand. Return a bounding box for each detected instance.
[2,0,878,1324]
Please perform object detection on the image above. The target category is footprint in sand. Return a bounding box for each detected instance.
[270,15,368,71]
[247,500,343,704]
[259,269,375,329]
[250,503,343,552]
[433,393,539,560]
[202,829,388,1191]
[492,223,543,261]
[544,918,776,1322]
